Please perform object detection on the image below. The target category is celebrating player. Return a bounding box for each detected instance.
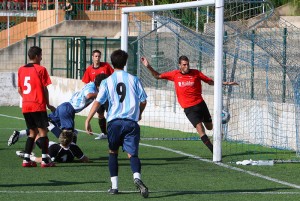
[18,46,55,168]
[141,55,238,153]
[85,49,149,198]
[82,50,114,140]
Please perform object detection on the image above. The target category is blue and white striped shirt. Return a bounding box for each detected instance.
[96,70,147,122]
[69,82,98,113]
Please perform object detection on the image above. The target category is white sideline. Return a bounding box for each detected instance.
[140,143,300,190]
[1,113,300,192]
[0,190,300,195]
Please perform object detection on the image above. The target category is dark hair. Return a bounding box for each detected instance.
[178,55,189,64]
[59,130,74,147]
[92,50,101,56]
[110,49,128,69]
[94,73,108,87]
[28,46,42,60]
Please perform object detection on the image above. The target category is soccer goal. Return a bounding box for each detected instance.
[121,0,300,163]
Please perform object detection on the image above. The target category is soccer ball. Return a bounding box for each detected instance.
[222,110,230,124]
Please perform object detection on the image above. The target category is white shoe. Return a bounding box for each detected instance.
[8,130,20,146]
[16,151,35,158]
[95,133,108,140]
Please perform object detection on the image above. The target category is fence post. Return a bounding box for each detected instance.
[104,37,108,62]
[251,30,255,100]
[282,27,287,103]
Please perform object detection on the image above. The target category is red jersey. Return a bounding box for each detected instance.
[82,62,114,83]
[18,63,52,113]
[160,69,213,108]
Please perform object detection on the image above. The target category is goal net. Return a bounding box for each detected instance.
[123,0,300,163]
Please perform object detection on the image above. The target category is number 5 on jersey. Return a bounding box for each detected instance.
[23,76,31,94]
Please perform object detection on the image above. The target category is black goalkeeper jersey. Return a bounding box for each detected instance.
[48,143,84,162]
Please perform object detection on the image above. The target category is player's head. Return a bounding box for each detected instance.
[92,50,101,64]
[94,73,108,88]
[28,46,42,64]
[110,49,128,70]
[59,130,74,147]
[178,55,190,74]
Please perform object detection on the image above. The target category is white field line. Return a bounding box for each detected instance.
[1,113,300,193]
[140,143,300,190]
[0,114,24,120]
[0,190,300,195]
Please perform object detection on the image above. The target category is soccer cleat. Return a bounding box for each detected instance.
[134,178,149,198]
[16,151,35,158]
[22,160,37,167]
[8,130,20,146]
[41,161,56,168]
[108,188,118,195]
[16,151,25,158]
[95,133,108,140]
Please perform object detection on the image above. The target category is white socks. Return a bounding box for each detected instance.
[133,172,141,180]
[111,176,118,189]
[19,130,28,138]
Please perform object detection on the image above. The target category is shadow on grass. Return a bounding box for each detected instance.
[0,180,105,188]
[223,150,295,159]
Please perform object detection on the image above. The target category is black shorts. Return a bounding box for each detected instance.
[97,101,109,114]
[23,111,49,129]
[184,101,212,128]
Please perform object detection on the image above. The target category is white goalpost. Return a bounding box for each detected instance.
[121,0,224,162]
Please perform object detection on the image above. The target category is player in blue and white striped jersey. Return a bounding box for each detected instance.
[47,74,108,139]
[85,49,149,198]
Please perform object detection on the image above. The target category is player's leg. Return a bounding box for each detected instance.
[22,113,38,167]
[35,111,55,167]
[107,119,122,194]
[95,101,108,140]
[29,137,54,163]
[108,149,119,194]
[195,123,213,153]
[123,120,149,198]
[184,102,213,153]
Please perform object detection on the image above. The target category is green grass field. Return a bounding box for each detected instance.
[1,106,300,201]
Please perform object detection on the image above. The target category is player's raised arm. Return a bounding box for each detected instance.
[223,81,239,86]
[85,101,101,135]
[141,57,161,79]
[206,80,239,86]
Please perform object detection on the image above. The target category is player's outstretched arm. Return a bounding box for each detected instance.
[85,101,101,135]
[207,80,239,86]
[223,81,239,86]
[141,57,161,79]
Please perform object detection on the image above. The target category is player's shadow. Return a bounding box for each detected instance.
[0,180,105,188]
[150,187,293,198]
[222,150,294,158]
[141,156,202,166]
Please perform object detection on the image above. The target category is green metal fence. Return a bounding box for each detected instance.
[24,36,138,79]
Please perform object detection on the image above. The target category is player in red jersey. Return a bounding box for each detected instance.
[82,50,114,140]
[141,55,238,153]
[18,46,55,167]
